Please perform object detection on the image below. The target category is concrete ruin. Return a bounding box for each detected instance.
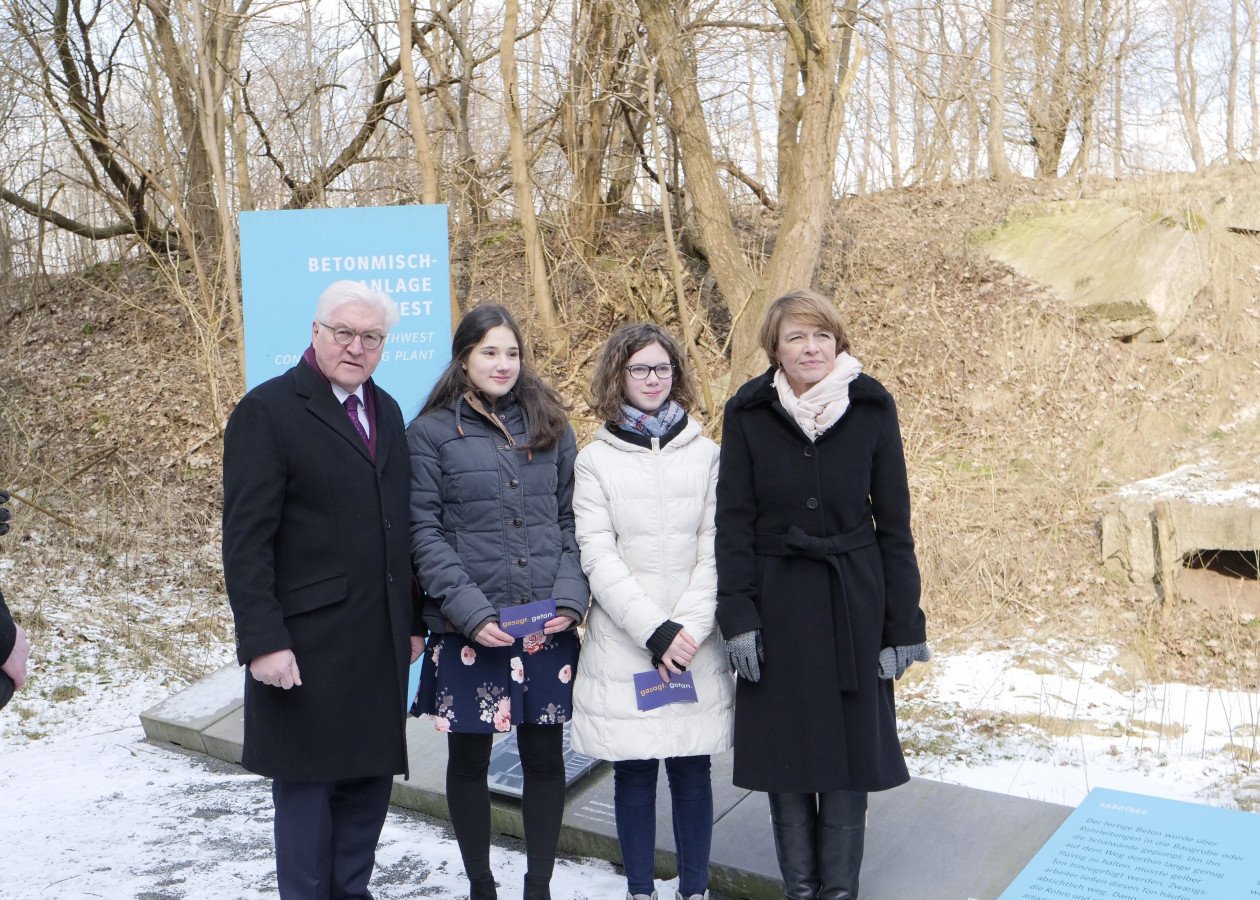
[976,199,1210,341]
[1099,454,1260,607]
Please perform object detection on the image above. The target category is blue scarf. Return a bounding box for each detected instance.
[617,399,684,438]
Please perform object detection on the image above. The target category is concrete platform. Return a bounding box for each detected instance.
[142,665,1074,899]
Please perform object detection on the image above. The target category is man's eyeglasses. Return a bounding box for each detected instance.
[624,364,675,380]
[320,322,385,351]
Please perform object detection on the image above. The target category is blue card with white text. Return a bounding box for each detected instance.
[633,670,698,711]
[500,598,557,638]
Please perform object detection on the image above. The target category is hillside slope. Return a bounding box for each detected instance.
[1,173,1257,716]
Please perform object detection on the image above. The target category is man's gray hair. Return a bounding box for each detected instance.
[315,280,401,331]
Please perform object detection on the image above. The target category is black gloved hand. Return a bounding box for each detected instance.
[0,489,10,537]
[878,642,931,680]
[725,629,764,682]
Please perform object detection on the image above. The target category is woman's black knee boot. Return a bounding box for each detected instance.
[523,871,552,899]
[768,792,820,900]
[816,790,867,900]
[468,873,498,900]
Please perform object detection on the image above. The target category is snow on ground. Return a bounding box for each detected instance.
[900,641,1260,810]
[0,661,628,900]
[1,567,1258,898]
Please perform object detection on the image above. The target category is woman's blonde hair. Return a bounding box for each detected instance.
[588,322,699,421]
[758,289,852,366]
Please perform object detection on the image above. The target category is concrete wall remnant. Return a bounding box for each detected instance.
[977,199,1210,341]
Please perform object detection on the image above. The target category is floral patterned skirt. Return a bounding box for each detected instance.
[410,629,580,734]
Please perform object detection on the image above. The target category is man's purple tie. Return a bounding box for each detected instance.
[344,394,370,446]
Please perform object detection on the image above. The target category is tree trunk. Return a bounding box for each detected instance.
[884,14,902,186]
[500,0,563,357]
[400,0,440,204]
[559,0,630,253]
[988,0,1012,179]
[1172,0,1207,170]
[1226,0,1241,162]
[636,0,862,386]
[635,0,759,378]
[145,0,222,247]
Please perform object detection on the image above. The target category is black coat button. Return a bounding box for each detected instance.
[805,497,819,510]
[513,517,524,527]
[516,558,528,567]
[509,479,520,488]
[804,447,815,458]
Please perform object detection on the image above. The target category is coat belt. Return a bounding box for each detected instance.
[753,522,876,692]
[753,522,876,559]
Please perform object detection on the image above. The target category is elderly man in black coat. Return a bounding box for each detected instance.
[223,280,422,899]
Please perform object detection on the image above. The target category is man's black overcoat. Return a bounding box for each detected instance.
[715,368,927,793]
[223,359,415,781]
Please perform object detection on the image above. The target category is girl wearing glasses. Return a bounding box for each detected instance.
[407,304,588,900]
[571,323,734,900]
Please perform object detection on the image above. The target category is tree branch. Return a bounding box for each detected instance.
[285,56,405,208]
[0,187,138,240]
[719,161,777,210]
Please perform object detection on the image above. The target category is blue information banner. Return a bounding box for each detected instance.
[239,205,452,418]
[999,787,1260,900]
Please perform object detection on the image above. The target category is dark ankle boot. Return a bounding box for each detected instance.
[523,872,552,900]
[469,874,497,900]
[816,791,867,900]
[769,792,820,900]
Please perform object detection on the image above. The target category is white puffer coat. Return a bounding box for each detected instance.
[570,416,734,760]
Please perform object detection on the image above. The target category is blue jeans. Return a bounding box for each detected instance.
[613,755,714,897]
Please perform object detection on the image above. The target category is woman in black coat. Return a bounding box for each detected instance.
[408,305,588,900]
[715,289,929,900]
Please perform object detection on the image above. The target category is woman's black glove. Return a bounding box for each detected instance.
[725,630,764,682]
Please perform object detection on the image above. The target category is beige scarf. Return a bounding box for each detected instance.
[773,352,863,441]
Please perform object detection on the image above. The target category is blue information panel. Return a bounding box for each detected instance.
[239,205,452,418]
[1000,787,1260,900]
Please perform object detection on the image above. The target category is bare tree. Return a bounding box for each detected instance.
[988,0,1013,179]
[556,0,636,253]
[636,0,862,383]
[399,0,440,203]
[500,0,562,356]
[1170,0,1208,170]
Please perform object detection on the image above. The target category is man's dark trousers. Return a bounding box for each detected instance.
[273,775,395,899]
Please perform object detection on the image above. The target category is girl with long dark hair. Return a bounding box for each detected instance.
[408,304,588,900]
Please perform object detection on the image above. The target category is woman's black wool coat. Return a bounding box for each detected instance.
[715,368,927,793]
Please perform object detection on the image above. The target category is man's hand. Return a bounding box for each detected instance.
[1,623,30,689]
[410,635,425,664]
[660,628,699,675]
[249,648,302,689]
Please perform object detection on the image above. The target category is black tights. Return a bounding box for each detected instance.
[446,724,566,883]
